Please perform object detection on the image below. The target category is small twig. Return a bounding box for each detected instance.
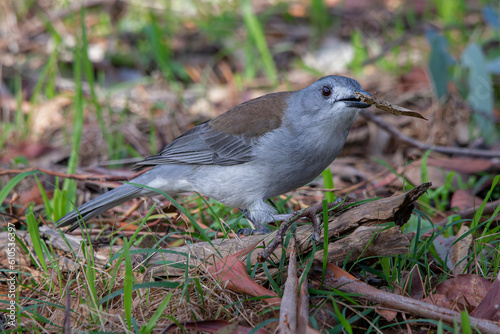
[361,110,500,158]
[120,199,144,220]
[0,167,143,183]
[63,284,71,334]
[309,213,321,243]
[432,199,500,231]
[316,266,500,334]
[0,212,26,225]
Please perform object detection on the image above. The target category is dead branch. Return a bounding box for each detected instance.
[433,198,500,229]
[0,167,143,183]
[313,264,500,334]
[361,110,500,158]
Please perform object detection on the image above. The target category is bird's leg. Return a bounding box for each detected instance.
[236,211,309,236]
[237,209,297,236]
[237,226,270,236]
[237,198,347,237]
[270,213,295,221]
[237,209,271,236]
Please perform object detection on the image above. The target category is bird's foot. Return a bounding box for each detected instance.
[237,227,271,237]
[257,197,357,262]
[332,197,344,205]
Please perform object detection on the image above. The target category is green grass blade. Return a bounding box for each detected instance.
[26,208,48,271]
[322,168,335,202]
[14,75,25,138]
[80,8,113,154]
[460,310,472,334]
[105,206,154,304]
[241,0,278,84]
[61,25,84,216]
[99,282,180,305]
[81,242,100,323]
[123,238,133,330]
[311,0,329,34]
[474,175,499,231]
[0,123,13,150]
[332,299,353,334]
[124,182,218,253]
[34,175,53,218]
[262,262,281,297]
[374,157,415,189]
[140,293,172,334]
[0,171,41,205]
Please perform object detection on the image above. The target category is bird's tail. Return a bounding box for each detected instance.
[55,184,143,232]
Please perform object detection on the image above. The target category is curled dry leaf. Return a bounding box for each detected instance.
[207,243,281,306]
[450,225,473,276]
[471,272,500,321]
[403,265,424,300]
[354,91,428,120]
[424,274,492,312]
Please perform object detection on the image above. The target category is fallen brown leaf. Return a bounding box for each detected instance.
[451,190,483,211]
[422,293,452,309]
[450,225,472,276]
[403,265,424,300]
[430,274,492,311]
[31,95,72,138]
[207,242,280,306]
[471,272,500,321]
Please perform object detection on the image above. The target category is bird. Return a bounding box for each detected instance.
[56,75,371,234]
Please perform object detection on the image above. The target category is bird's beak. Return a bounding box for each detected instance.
[338,91,371,108]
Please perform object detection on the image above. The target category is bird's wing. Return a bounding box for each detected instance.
[133,91,292,170]
[133,122,254,169]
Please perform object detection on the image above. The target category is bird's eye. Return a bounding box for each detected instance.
[322,86,332,97]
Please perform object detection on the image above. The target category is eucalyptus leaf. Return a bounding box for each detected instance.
[426,31,454,100]
[461,43,495,142]
[486,57,500,74]
[482,6,500,29]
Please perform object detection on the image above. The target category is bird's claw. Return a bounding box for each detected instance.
[237,227,270,237]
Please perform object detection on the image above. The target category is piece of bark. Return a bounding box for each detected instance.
[313,225,411,263]
[297,270,311,334]
[280,237,298,334]
[471,272,500,321]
